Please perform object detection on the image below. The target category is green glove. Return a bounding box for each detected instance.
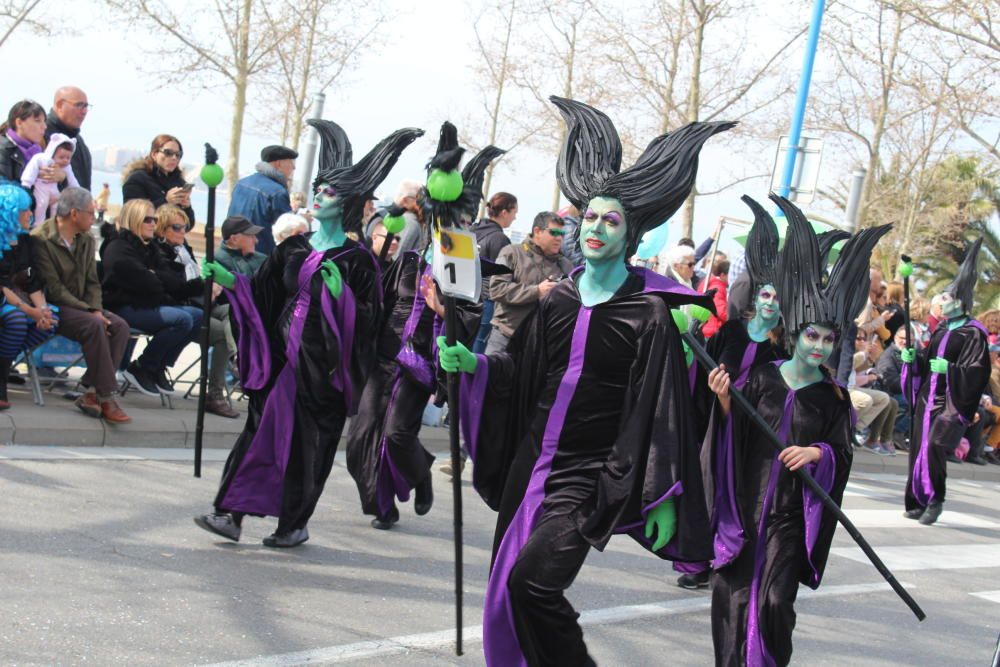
[900,347,916,363]
[320,260,343,299]
[644,497,677,551]
[670,308,690,333]
[201,260,235,289]
[690,304,712,324]
[930,357,948,374]
[436,336,477,374]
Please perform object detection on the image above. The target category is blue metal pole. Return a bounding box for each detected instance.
[778,0,826,199]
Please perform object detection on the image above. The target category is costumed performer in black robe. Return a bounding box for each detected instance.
[439,96,733,667]
[706,194,891,666]
[346,130,506,529]
[902,237,991,525]
[675,194,793,590]
[194,122,423,547]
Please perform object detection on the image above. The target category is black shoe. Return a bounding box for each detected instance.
[986,452,1000,465]
[7,368,25,385]
[966,456,987,466]
[415,476,434,516]
[154,369,175,395]
[194,513,241,541]
[123,362,159,397]
[919,503,943,525]
[371,507,399,530]
[946,453,962,464]
[903,508,924,520]
[677,571,711,590]
[262,527,309,548]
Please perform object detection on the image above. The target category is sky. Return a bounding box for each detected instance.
[3,0,870,258]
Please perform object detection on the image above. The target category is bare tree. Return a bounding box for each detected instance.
[592,0,804,237]
[255,0,385,151]
[0,0,45,52]
[105,0,292,190]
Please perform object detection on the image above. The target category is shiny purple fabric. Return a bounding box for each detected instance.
[483,309,592,667]
[220,249,355,516]
[802,442,836,586]
[912,329,952,506]
[459,353,490,462]
[227,274,272,390]
[395,264,435,389]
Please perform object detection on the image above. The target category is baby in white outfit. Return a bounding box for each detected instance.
[21,132,80,225]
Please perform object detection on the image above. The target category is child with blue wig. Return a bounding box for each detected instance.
[0,182,58,408]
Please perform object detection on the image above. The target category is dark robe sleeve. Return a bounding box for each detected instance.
[946,326,991,424]
[460,305,549,511]
[577,307,713,562]
[330,248,382,414]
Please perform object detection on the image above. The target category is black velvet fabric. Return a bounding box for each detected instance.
[710,362,853,667]
[213,236,380,532]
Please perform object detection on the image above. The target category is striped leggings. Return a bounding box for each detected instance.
[0,306,57,360]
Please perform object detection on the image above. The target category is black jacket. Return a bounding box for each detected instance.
[0,236,45,298]
[0,134,27,184]
[473,218,511,261]
[875,343,904,395]
[153,237,206,306]
[100,227,200,310]
[45,112,92,191]
[122,161,195,226]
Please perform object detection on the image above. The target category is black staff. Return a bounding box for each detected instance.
[193,144,224,478]
[682,330,926,621]
[899,255,915,452]
[443,281,464,656]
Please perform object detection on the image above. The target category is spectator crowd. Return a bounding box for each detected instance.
[0,84,998,471]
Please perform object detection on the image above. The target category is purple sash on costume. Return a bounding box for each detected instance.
[220,249,356,517]
[394,264,435,390]
[745,368,837,666]
[711,341,758,568]
[483,309,592,667]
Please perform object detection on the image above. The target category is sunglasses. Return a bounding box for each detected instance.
[545,228,566,237]
[142,216,157,224]
[683,261,697,267]
[159,148,183,159]
[168,224,186,233]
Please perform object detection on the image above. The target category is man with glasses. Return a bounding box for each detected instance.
[486,211,573,354]
[45,86,93,191]
[30,188,131,423]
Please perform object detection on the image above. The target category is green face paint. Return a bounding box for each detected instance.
[313,183,344,223]
[793,324,837,369]
[938,291,964,320]
[754,283,780,323]
[580,197,628,262]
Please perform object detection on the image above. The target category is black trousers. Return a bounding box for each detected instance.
[507,509,597,667]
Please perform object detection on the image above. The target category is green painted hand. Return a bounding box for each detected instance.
[436,336,477,374]
[690,304,712,324]
[644,497,677,551]
[320,260,343,299]
[930,357,949,374]
[201,260,235,289]
[900,347,916,363]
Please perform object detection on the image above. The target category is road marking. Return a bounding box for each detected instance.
[844,509,1000,529]
[843,482,894,499]
[832,543,1000,570]
[199,582,900,666]
[971,590,1000,605]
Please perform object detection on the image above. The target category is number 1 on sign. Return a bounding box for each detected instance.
[432,228,481,302]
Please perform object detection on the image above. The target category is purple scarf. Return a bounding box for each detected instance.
[6,129,41,164]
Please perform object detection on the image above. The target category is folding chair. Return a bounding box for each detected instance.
[118,329,173,409]
[18,336,87,407]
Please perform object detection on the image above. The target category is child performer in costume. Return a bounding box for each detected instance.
[676,194,793,590]
[902,238,990,525]
[345,125,505,529]
[439,97,732,667]
[707,196,891,667]
[194,123,423,548]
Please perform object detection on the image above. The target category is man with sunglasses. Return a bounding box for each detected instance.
[45,86,92,191]
[486,211,573,354]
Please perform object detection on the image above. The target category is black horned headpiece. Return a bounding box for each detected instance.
[422,121,506,229]
[741,195,779,290]
[773,193,892,336]
[550,96,735,256]
[943,236,983,315]
[308,118,424,235]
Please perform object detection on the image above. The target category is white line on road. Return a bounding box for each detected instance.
[198,582,901,667]
[832,543,1000,570]
[844,509,1000,529]
[971,590,1000,605]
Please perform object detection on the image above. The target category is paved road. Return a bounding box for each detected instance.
[1,447,998,666]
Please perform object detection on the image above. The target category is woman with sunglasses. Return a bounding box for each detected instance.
[122,134,195,227]
[100,198,203,397]
[153,204,238,418]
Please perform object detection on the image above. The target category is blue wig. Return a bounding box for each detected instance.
[0,182,30,252]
